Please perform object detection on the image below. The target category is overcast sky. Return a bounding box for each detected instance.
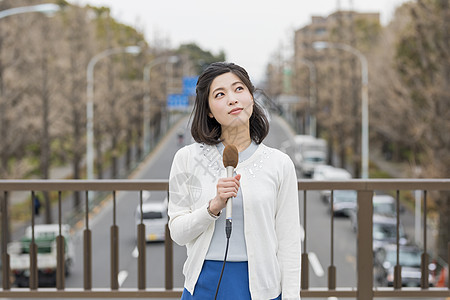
[68,0,410,84]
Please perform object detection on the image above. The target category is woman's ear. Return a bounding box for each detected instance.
[208,112,214,118]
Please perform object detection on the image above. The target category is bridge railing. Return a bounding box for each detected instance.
[0,179,449,299]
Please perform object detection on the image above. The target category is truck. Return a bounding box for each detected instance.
[8,224,74,287]
[293,135,328,177]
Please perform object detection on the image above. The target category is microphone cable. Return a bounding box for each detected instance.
[216,144,237,299]
[214,219,232,300]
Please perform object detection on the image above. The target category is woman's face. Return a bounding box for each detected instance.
[208,72,253,129]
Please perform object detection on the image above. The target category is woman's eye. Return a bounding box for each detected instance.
[236,86,244,91]
[215,92,225,98]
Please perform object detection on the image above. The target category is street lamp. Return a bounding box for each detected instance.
[0,3,60,19]
[299,58,317,137]
[86,46,141,180]
[312,41,369,179]
[142,55,178,155]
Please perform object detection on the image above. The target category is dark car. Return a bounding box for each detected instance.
[374,244,434,287]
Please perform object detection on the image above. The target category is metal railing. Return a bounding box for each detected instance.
[0,179,449,299]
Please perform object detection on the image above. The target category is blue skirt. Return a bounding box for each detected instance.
[181,260,281,300]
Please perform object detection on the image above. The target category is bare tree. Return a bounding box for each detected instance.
[58,5,95,209]
[23,8,69,223]
[370,0,449,261]
[0,2,37,179]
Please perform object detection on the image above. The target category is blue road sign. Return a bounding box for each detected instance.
[167,93,189,110]
[182,76,198,96]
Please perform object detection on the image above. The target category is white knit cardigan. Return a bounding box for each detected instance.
[168,142,301,300]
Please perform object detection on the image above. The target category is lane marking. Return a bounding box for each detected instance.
[308,252,324,277]
[118,270,128,287]
[132,246,139,258]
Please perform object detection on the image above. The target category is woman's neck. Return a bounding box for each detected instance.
[221,126,252,153]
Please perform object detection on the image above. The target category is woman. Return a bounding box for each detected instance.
[168,62,301,299]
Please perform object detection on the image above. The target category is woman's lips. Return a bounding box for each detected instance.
[229,108,243,115]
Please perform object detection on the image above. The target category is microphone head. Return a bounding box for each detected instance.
[223,145,238,168]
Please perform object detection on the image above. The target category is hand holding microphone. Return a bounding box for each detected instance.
[222,145,239,238]
[210,145,240,215]
[222,145,239,221]
[211,174,241,214]
[210,145,239,237]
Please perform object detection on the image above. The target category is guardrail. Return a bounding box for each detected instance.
[0,179,449,299]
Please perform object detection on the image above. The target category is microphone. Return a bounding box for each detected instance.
[222,145,238,238]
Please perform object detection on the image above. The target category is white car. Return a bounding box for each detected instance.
[330,190,357,216]
[372,195,397,216]
[300,150,327,177]
[312,165,352,203]
[9,224,74,287]
[135,199,168,242]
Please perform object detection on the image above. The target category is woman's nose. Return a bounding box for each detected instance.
[227,95,238,105]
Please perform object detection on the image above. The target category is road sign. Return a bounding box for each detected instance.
[182,76,198,96]
[167,93,189,110]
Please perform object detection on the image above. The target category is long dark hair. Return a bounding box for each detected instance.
[190,62,269,145]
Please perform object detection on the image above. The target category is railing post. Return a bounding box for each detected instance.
[56,191,67,290]
[394,190,402,289]
[56,192,65,290]
[137,191,146,290]
[328,190,336,290]
[165,223,173,290]
[357,190,373,300]
[111,225,119,289]
[29,192,38,290]
[1,191,11,290]
[84,191,92,290]
[301,190,309,290]
[137,223,146,289]
[111,191,119,290]
[421,190,429,289]
[56,235,66,289]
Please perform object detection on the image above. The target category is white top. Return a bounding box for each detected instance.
[168,142,301,300]
[205,141,258,261]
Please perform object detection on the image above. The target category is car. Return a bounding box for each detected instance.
[9,224,74,287]
[135,199,168,242]
[299,150,327,177]
[290,135,328,177]
[312,165,349,181]
[330,190,357,217]
[312,165,352,203]
[372,215,408,251]
[280,136,315,169]
[374,244,434,287]
[373,195,397,216]
[292,135,316,167]
[349,194,402,232]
